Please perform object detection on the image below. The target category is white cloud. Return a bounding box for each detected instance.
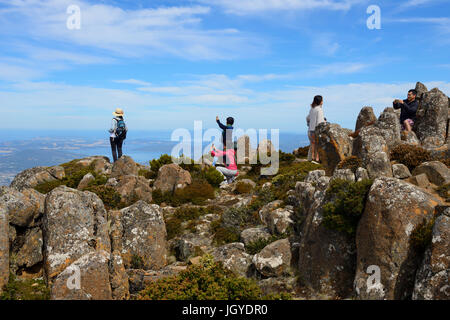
[2,77,449,131]
[0,0,267,61]
[196,0,365,15]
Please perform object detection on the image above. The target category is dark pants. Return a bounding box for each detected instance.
[110,137,124,162]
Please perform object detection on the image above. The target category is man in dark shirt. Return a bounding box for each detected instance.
[216,116,234,165]
[393,89,419,133]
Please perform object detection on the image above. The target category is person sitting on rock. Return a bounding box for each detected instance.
[393,89,418,133]
[216,116,234,166]
[108,108,128,162]
[210,143,238,185]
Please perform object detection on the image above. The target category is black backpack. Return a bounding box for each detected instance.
[115,118,127,139]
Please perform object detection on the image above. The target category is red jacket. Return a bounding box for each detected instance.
[211,149,238,172]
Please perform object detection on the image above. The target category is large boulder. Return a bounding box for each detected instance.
[10,166,59,191]
[296,181,356,299]
[110,201,167,270]
[211,242,253,277]
[0,186,44,227]
[0,204,8,293]
[415,82,428,101]
[392,163,412,179]
[365,151,393,179]
[354,177,441,300]
[413,209,450,300]
[153,163,191,193]
[240,227,272,247]
[316,123,353,175]
[50,250,112,300]
[15,227,43,269]
[415,88,448,147]
[252,239,292,277]
[257,139,276,156]
[376,108,401,150]
[110,155,138,178]
[108,175,153,204]
[412,161,450,187]
[43,186,112,299]
[355,106,377,132]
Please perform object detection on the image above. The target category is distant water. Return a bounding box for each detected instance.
[0,129,309,185]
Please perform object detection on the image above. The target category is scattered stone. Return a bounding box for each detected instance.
[10,166,57,191]
[409,173,430,188]
[211,243,252,277]
[153,163,192,193]
[331,169,355,182]
[77,173,95,190]
[412,161,450,186]
[15,227,43,268]
[365,151,392,179]
[0,186,44,227]
[355,167,370,181]
[392,164,412,179]
[240,227,272,247]
[252,239,292,277]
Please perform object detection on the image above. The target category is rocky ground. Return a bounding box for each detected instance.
[0,82,449,300]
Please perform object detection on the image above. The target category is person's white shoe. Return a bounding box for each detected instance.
[311,160,320,165]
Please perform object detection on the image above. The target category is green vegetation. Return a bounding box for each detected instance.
[436,183,450,200]
[34,160,107,194]
[204,167,224,188]
[152,179,215,207]
[149,154,173,175]
[83,185,124,210]
[137,255,291,300]
[245,234,288,255]
[130,255,145,270]
[390,144,432,171]
[270,161,322,201]
[233,180,255,194]
[322,179,373,238]
[410,217,436,253]
[165,206,221,240]
[138,168,154,179]
[1,274,50,300]
[337,156,362,173]
[293,146,309,158]
[211,187,280,246]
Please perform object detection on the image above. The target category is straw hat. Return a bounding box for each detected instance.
[113,108,124,117]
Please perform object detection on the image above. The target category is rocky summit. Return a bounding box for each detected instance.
[0,82,449,300]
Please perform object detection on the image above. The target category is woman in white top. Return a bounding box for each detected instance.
[306,95,325,163]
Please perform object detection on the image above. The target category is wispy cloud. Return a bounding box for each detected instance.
[196,0,366,15]
[0,0,267,61]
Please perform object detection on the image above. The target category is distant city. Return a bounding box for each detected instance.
[0,130,308,186]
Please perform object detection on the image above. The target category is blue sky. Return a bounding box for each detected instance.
[0,0,449,133]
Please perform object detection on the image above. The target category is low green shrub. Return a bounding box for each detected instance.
[130,255,145,270]
[204,167,224,188]
[1,274,50,300]
[410,217,436,253]
[137,255,291,300]
[322,179,373,238]
[293,146,309,158]
[83,185,125,210]
[138,169,154,179]
[152,179,215,206]
[34,161,108,194]
[234,181,254,194]
[337,156,362,173]
[436,183,450,200]
[390,144,432,171]
[245,234,288,255]
[149,154,173,174]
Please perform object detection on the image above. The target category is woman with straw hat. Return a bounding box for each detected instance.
[108,107,128,162]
